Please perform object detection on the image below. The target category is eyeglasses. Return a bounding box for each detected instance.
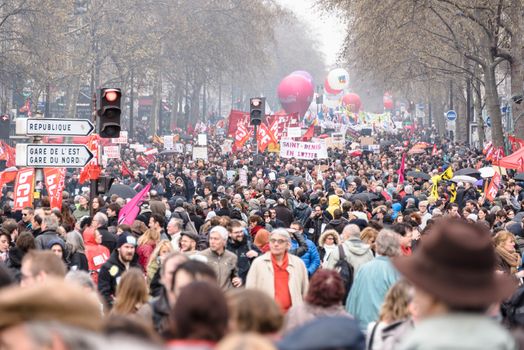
[269,238,287,245]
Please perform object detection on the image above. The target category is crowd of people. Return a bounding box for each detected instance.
[0,125,524,350]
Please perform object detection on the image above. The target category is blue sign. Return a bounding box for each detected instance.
[446,110,457,121]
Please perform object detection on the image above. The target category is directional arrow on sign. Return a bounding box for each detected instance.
[16,118,95,136]
[16,144,94,168]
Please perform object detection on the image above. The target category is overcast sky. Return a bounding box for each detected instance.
[277,0,346,67]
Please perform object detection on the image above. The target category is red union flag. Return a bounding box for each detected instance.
[13,168,34,210]
[227,109,299,141]
[257,123,278,152]
[234,123,251,149]
[486,172,501,202]
[44,168,66,210]
[79,134,101,184]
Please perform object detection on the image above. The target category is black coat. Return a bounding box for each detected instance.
[98,226,116,253]
[98,251,140,308]
[226,236,260,284]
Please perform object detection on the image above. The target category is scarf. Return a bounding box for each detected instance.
[322,244,337,262]
[495,246,521,274]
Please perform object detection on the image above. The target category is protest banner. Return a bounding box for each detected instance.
[104,146,120,159]
[192,146,208,160]
[280,139,328,160]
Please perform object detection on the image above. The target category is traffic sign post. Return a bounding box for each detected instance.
[15,144,94,168]
[16,118,94,136]
[446,110,457,122]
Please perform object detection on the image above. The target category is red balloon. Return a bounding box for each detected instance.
[324,78,342,95]
[277,75,314,116]
[341,93,362,113]
[383,99,393,110]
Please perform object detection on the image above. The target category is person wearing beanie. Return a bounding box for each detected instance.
[97,232,140,310]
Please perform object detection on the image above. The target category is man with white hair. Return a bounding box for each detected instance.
[246,228,309,312]
[199,225,241,291]
[325,224,374,272]
[401,184,418,210]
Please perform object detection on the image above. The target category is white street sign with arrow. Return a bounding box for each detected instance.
[16,144,94,168]
[16,118,95,136]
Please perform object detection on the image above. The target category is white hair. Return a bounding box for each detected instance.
[209,225,228,241]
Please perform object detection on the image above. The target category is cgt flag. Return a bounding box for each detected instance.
[44,168,66,210]
[13,168,34,210]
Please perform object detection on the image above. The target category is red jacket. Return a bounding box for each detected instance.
[83,228,110,284]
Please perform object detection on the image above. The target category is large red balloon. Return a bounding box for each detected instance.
[277,75,314,116]
[341,93,362,113]
[383,98,393,110]
[324,78,342,95]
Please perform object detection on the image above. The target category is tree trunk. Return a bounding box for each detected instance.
[190,83,201,124]
[474,80,485,147]
[151,71,162,136]
[484,63,504,147]
[65,75,81,118]
[510,0,524,139]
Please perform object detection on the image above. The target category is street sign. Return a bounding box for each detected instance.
[16,118,94,136]
[15,144,94,168]
[446,110,457,121]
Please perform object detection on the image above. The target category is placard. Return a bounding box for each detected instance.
[104,146,120,159]
[192,146,208,160]
[164,135,174,150]
[222,139,233,154]
[279,139,328,160]
[287,127,302,138]
[198,134,207,146]
[112,131,128,144]
[175,143,184,153]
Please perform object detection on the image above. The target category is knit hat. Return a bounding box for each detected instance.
[117,232,137,249]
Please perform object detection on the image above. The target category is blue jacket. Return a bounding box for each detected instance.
[346,256,400,330]
[291,237,320,276]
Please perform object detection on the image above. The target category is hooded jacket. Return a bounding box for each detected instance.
[98,250,140,308]
[325,238,374,271]
[293,203,312,226]
[83,228,110,284]
[325,195,341,220]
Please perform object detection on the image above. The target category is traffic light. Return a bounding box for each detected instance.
[97,88,121,138]
[250,97,265,126]
[74,0,88,15]
[95,176,115,195]
[0,115,10,140]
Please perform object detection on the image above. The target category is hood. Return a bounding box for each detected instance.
[319,230,340,247]
[344,239,371,256]
[295,203,310,212]
[392,203,402,212]
[47,238,65,250]
[82,227,97,245]
[328,195,340,208]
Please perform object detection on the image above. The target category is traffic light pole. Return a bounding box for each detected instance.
[253,124,258,155]
[31,112,44,208]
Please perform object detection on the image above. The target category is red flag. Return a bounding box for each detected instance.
[509,135,524,152]
[121,162,133,178]
[44,168,66,210]
[136,155,148,168]
[301,124,315,141]
[79,135,100,184]
[431,144,438,156]
[486,173,501,202]
[397,153,406,184]
[13,168,34,210]
[257,123,278,152]
[234,123,251,150]
[483,142,493,155]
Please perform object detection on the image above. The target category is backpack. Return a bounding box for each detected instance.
[502,283,524,327]
[334,245,354,305]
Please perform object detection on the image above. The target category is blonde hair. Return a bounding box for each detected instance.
[112,268,149,315]
[137,228,160,246]
[360,227,379,246]
[379,280,413,323]
[493,231,515,248]
[146,240,174,281]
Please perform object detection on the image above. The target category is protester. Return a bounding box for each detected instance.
[394,219,517,349]
[246,228,309,312]
[20,250,67,287]
[346,229,401,330]
[283,269,350,334]
[112,268,149,315]
[98,232,140,309]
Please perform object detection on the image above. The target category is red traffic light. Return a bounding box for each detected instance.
[104,90,119,102]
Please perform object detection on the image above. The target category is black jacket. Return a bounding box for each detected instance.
[68,252,89,272]
[98,251,140,308]
[294,203,312,226]
[304,215,323,245]
[325,219,346,235]
[226,236,260,284]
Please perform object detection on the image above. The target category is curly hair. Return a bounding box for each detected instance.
[304,269,345,307]
[379,280,413,323]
